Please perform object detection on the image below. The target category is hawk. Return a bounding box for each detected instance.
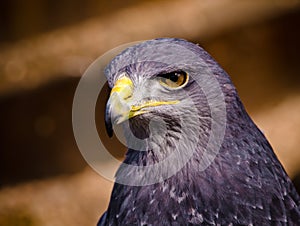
[98,38,300,225]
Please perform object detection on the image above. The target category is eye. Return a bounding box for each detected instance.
[158,71,188,88]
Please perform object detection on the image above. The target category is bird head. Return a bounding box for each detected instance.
[105,61,199,139]
[104,38,231,179]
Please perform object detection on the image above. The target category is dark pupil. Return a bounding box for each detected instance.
[169,73,179,82]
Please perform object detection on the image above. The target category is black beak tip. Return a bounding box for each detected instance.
[105,121,113,138]
[105,107,113,138]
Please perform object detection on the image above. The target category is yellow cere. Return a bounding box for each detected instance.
[111,76,134,98]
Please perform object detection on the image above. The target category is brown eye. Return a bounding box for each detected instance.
[158,71,188,88]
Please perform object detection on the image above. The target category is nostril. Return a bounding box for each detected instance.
[124,94,132,100]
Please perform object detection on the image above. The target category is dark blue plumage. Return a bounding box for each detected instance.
[98,38,300,225]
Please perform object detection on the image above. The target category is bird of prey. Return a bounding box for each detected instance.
[98,38,300,225]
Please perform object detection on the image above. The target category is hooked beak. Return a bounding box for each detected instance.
[105,75,179,137]
[105,75,136,137]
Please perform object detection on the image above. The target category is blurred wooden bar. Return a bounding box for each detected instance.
[0,0,299,96]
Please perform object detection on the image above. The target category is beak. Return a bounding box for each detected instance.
[105,75,179,137]
[105,75,134,137]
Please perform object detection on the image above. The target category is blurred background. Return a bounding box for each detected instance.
[1,0,300,225]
